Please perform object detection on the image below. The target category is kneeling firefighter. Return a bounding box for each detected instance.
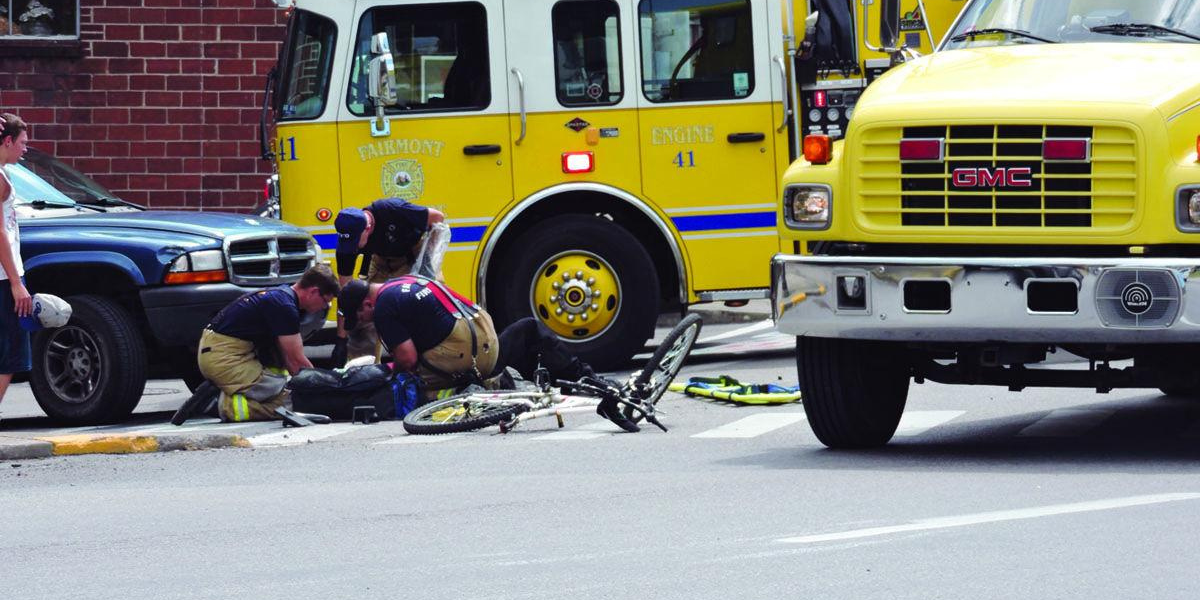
[196,264,339,422]
[337,275,640,431]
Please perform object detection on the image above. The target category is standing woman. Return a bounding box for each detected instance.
[0,113,33,422]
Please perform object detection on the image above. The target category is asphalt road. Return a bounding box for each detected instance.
[3,320,1200,599]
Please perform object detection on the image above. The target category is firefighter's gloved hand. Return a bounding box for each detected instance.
[331,337,348,368]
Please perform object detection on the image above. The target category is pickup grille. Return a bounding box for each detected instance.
[857,124,1137,230]
[226,234,317,285]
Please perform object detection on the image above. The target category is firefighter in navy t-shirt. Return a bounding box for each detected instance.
[332,198,445,364]
[338,276,641,431]
[192,265,339,422]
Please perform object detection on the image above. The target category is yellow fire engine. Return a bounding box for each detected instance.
[772,0,1200,448]
[263,0,962,366]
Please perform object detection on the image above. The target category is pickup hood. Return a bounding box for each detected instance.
[868,43,1200,118]
[21,210,310,241]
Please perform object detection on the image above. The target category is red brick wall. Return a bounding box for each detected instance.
[0,0,287,210]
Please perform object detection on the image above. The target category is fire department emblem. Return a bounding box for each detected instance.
[381,158,425,200]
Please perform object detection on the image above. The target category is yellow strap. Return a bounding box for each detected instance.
[437,388,454,400]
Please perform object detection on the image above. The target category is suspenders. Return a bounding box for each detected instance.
[387,276,486,387]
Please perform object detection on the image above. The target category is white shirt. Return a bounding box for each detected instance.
[0,169,24,280]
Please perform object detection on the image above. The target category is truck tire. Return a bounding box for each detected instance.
[796,336,910,449]
[492,215,659,370]
[30,295,148,424]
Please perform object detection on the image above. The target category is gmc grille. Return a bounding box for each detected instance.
[856,123,1137,231]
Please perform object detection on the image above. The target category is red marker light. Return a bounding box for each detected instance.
[316,208,333,221]
[562,151,595,174]
[1043,138,1090,161]
[899,138,944,161]
[813,90,827,108]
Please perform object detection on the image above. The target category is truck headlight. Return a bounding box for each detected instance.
[1176,186,1200,232]
[165,249,228,284]
[784,184,832,230]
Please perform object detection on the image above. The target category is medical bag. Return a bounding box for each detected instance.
[287,364,421,420]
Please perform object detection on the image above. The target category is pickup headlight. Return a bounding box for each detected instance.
[783,184,832,230]
[165,249,228,284]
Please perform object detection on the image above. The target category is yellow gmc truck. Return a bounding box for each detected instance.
[772,0,1200,447]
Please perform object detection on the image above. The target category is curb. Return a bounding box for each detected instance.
[0,432,248,461]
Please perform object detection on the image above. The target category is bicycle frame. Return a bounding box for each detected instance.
[453,389,603,433]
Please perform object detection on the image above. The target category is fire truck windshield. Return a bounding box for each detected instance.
[276,10,337,121]
[944,0,1200,49]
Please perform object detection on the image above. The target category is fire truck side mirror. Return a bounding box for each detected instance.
[367,32,397,137]
[878,0,902,50]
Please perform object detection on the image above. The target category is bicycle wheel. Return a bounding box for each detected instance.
[633,313,703,407]
[403,393,529,435]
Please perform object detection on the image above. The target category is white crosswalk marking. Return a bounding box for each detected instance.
[246,424,361,447]
[1018,409,1114,437]
[376,434,456,445]
[691,413,806,439]
[533,421,623,441]
[894,410,966,437]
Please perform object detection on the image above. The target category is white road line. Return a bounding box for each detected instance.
[698,320,775,344]
[533,421,623,441]
[777,493,1200,544]
[1018,409,1113,437]
[692,413,806,439]
[375,434,456,445]
[893,410,965,437]
[246,424,361,447]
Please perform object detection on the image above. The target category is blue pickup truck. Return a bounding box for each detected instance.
[8,148,318,424]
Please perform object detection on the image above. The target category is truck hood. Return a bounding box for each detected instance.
[868,43,1200,118]
[21,210,310,240]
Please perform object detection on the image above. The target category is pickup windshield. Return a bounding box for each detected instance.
[944,0,1200,49]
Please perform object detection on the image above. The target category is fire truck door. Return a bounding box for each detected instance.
[502,0,642,201]
[337,0,513,294]
[636,0,787,293]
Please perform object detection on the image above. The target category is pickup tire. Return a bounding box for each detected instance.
[797,336,910,449]
[30,295,148,424]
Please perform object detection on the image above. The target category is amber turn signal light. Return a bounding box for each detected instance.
[803,135,831,165]
[164,270,228,285]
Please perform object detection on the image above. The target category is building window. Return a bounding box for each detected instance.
[347,2,491,116]
[552,0,623,107]
[0,0,78,38]
[638,0,755,103]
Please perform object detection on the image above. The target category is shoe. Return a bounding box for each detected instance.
[596,397,640,433]
[292,411,332,424]
[172,382,219,426]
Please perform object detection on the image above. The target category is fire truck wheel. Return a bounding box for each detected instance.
[493,215,659,370]
[796,336,910,449]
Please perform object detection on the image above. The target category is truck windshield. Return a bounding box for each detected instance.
[944,0,1200,49]
[277,10,337,120]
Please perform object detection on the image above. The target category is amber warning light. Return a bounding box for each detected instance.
[803,135,831,165]
[562,151,595,174]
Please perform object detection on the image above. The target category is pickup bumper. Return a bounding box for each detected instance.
[140,283,259,348]
[771,255,1200,344]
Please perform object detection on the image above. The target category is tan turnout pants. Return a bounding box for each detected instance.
[197,329,288,422]
[417,311,500,402]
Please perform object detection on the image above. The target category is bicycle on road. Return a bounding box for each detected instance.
[402,314,703,435]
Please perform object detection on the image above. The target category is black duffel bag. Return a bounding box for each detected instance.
[287,364,419,421]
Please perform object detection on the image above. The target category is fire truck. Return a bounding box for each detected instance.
[772,0,1200,447]
[262,0,961,366]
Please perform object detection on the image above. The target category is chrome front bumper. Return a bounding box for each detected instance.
[771,254,1200,343]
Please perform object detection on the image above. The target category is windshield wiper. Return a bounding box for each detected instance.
[950,28,1057,44]
[84,195,145,210]
[1088,23,1200,43]
[27,200,104,212]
